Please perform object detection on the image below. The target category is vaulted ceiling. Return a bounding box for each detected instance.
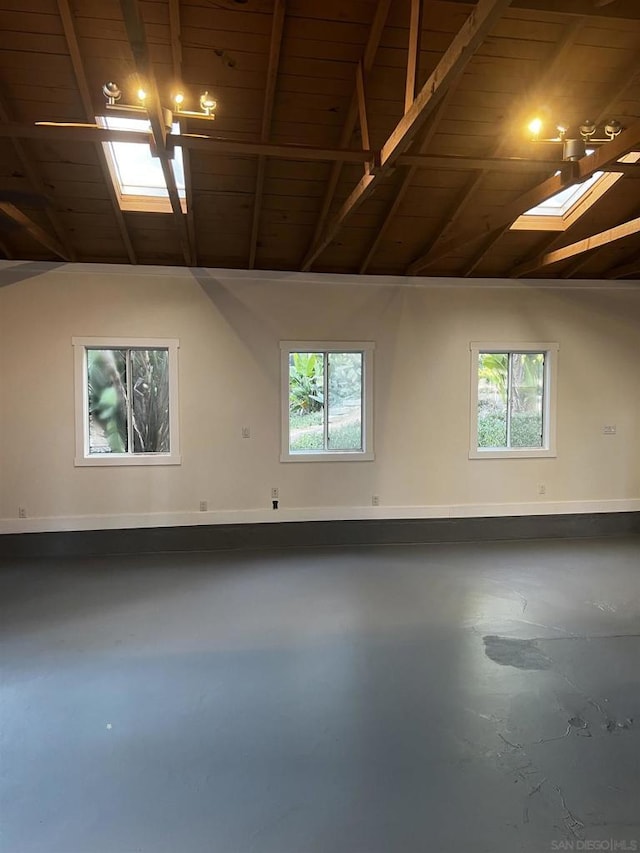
[0,0,639,279]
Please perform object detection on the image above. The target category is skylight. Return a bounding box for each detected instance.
[511,151,639,232]
[98,116,186,213]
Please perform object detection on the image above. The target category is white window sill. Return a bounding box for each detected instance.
[469,448,556,460]
[281,451,375,463]
[75,454,182,467]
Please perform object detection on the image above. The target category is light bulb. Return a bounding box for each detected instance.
[200,91,217,113]
[528,117,543,137]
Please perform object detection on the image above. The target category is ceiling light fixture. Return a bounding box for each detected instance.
[527,117,623,161]
[102,82,217,124]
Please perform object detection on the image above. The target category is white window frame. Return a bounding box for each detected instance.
[469,342,558,460]
[280,341,374,463]
[73,337,181,466]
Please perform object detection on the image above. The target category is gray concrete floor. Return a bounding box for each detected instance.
[1,536,639,853]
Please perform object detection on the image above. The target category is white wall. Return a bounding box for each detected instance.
[1,261,639,533]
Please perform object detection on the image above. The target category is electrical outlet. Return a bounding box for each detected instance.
[537,484,546,496]
[271,487,279,499]
[18,506,27,519]
[372,495,380,506]
[603,424,616,435]
[199,500,208,512]
[241,426,250,439]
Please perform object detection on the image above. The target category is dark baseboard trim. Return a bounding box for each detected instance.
[1,512,639,560]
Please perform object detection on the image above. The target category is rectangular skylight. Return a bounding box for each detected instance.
[98,116,186,213]
[523,169,604,218]
[511,151,639,232]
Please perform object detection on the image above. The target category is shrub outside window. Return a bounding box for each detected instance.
[73,337,180,466]
[470,342,558,459]
[281,342,374,462]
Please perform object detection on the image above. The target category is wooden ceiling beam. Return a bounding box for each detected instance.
[301,0,392,271]
[406,16,585,274]
[511,216,640,277]
[511,231,566,279]
[119,0,193,266]
[0,85,76,262]
[249,0,286,270]
[462,225,510,277]
[4,122,637,176]
[56,0,137,265]
[605,252,640,280]
[0,203,70,260]
[559,253,595,279]
[0,123,376,163]
[506,56,640,281]
[302,0,513,271]
[397,155,573,173]
[438,0,640,20]
[407,119,640,274]
[169,0,197,266]
[405,0,424,114]
[355,62,371,157]
[358,95,453,274]
[380,0,513,170]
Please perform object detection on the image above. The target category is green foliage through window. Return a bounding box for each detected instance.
[288,350,363,453]
[477,351,544,449]
[87,347,170,455]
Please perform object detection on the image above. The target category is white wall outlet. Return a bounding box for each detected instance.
[18,506,27,518]
[603,424,616,435]
[199,500,208,512]
[537,484,546,496]
[241,426,250,439]
[271,487,279,499]
[372,495,380,506]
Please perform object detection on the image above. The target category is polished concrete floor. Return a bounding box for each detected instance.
[1,536,639,853]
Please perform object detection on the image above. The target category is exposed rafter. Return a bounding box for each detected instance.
[301,0,514,271]
[119,0,193,265]
[0,203,70,260]
[169,0,197,266]
[559,252,595,279]
[407,16,585,274]
[511,215,640,276]
[462,225,510,277]
[606,252,640,279]
[4,121,639,180]
[0,85,76,262]
[300,0,392,270]
[249,0,286,269]
[379,0,513,170]
[0,123,377,163]
[407,119,640,274]
[56,0,137,265]
[440,0,640,20]
[511,231,567,279]
[359,95,453,274]
[506,56,640,280]
[405,0,424,114]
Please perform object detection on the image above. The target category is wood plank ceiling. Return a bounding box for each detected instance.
[0,0,639,279]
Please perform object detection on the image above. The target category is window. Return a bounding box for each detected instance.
[280,342,374,462]
[98,116,186,213]
[74,337,180,466]
[469,342,558,459]
[511,152,639,232]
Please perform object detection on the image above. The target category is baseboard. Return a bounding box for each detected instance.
[2,498,640,536]
[1,503,639,559]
